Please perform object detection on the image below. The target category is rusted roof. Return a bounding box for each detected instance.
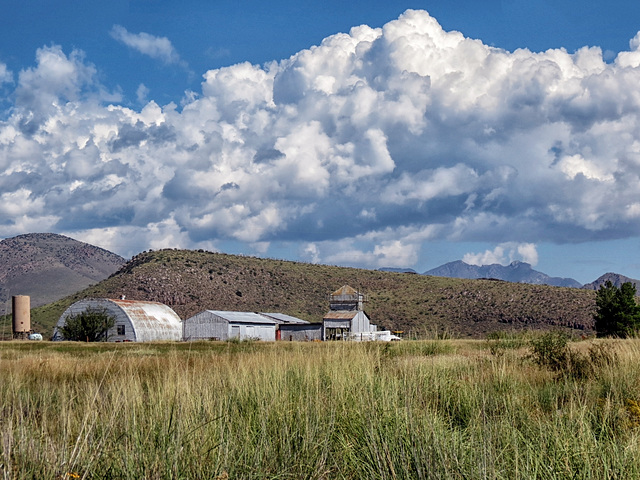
[323,311,358,320]
[331,285,358,296]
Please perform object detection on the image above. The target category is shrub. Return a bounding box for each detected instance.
[59,307,116,342]
[530,331,570,372]
[529,333,618,379]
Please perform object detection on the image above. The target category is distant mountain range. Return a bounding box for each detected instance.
[378,267,418,274]
[380,260,640,290]
[0,233,126,314]
[424,260,583,288]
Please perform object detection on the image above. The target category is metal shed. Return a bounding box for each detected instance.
[53,298,183,342]
[323,310,375,340]
[184,311,278,341]
[278,323,323,341]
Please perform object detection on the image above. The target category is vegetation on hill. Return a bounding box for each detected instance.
[4,248,598,339]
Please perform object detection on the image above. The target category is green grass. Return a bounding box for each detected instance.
[2,339,640,479]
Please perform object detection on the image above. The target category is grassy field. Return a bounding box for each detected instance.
[1,338,640,479]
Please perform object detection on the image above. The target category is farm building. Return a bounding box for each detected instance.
[184,311,279,341]
[184,311,319,341]
[259,312,322,341]
[323,285,378,341]
[279,322,323,341]
[53,298,183,342]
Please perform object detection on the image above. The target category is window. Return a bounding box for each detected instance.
[117,325,125,335]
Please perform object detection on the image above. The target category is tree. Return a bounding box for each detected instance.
[59,307,116,342]
[594,281,640,338]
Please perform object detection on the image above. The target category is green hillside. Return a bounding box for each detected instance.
[1,248,598,339]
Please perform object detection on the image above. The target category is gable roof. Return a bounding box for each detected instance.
[259,313,309,324]
[331,285,359,296]
[205,311,277,325]
[323,311,359,320]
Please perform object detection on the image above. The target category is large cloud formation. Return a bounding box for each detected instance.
[1,10,640,266]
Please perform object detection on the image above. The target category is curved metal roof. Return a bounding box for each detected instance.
[54,298,182,342]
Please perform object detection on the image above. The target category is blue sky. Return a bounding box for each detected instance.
[1,0,640,284]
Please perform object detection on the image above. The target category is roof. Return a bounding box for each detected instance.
[205,311,278,325]
[331,285,359,296]
[259,313,309,324]
[323,311,359,320]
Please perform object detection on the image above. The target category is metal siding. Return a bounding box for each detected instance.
[279,324,322,341]
[352,311,371,334]
[184,311,228,340]
[186,310,277,341]
[324,319,352,329]
[113,300,182,342]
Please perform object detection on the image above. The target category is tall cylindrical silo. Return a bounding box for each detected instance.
[12,295,31,339]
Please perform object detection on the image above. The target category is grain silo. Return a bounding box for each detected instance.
[12,295,31,339]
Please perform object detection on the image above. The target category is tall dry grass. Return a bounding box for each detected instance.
[1,339,640,479]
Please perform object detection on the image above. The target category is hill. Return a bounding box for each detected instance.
[0,233,126,314]
[582,272,640,290]
[18,249,597,339]
[424,260,582,287]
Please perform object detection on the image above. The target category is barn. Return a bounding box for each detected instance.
[184,311,279,341]
[53,298,183,342]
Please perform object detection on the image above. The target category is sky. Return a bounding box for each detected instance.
[1,1,640,284]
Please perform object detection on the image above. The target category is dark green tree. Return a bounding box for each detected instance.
[59,307,116,342]
[594,281,640,337]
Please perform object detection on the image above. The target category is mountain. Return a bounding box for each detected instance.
[22,249,597,339]
[424,260,582,288]
[582,272,640,290]
[0,233,126,313]
[378,267,418,274]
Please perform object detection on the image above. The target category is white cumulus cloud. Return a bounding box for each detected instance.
[110,25,185,66]
[463,243,539,266]
[1,10,640,264]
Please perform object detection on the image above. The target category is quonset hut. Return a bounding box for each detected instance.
[53,298,183,342]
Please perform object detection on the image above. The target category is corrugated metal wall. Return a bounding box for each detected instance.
[184,311,228,340]
[279,324,322,341]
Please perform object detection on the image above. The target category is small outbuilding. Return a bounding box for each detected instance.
[258,312,322,341]
[278,322,323,341]
[53,298,183,342]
